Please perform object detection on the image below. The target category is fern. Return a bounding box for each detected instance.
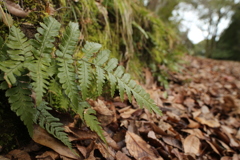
[79,43,162,115]
[0,17,162,153]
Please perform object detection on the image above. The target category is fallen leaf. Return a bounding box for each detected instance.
[6,149,31,160]
[95,143,115,160]
[4,0,29,17]
[115,151,131,160]
[32,125,80,160]
[182,129,205,139]
[76,145,87,158]
[35,151,59,160]
[162,136,182,150]
[93,99,113,116]
[183,135,201,155]
[195,113,220,128]
[125,131,158,159]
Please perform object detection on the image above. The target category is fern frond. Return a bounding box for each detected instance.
[27,17,61,105]
[83,108,106,143]
[56,22,80,107]
[79,42,162,115]
[34,101,72,149]
[0,26,32,87]
[5,76,36,136]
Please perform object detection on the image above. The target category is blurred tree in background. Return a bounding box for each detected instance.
[213,3,240,60]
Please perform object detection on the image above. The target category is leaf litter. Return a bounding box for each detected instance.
[1,55,240,159]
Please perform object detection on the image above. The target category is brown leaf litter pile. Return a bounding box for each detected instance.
[1,55,240,160]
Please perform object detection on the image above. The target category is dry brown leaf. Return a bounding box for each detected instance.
[76,145,87,158]
[103,131,120,150]
[115,151,131,160]
[6,149,31,160]
[45,3,55,15]
[95,143,115,160]
[4,0,29,17]
[0,6,13,27]
[35,151,59,160]
[125,131,158,159]
[65,126,98,140]
[183,98,195,109]
[171,148,184,160]
[206,140,220,155]
[93,99,113,116]
[162,136,182,150]
[221,156,233,160]
[32,125,80,160]
[120,108,137,119]
[187,118,200,128]
[182,129,205,139]
[183,135,201,155]
[195,116,220,128]
[233,154,240,160]
[0,155,10,160]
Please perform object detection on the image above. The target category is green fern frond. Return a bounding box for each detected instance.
[80,42,162,115]
[5,76,36,136]
[27,17,61,105]
[83,108,106,143]
[0,26,32,87]
[34,101,72,149]
[56,22,80,107]
[1,17,162,153]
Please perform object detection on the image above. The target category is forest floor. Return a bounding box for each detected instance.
[1,55,240,160]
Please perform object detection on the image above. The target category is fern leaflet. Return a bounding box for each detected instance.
[78,61,92,100]
[34,101,72,149]
[56,22,80,108]
[84,108,106,143]
[82,41,102,60]
[27,17,61,105]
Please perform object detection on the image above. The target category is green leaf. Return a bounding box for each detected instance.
[84,108,106,143]
[108,73,117,97]
[95,66,105,96]
[56,21,80,108]
[78,61,92,100]
[28,16,61,105]
[93,49,110,66]
[82,41,102,60]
